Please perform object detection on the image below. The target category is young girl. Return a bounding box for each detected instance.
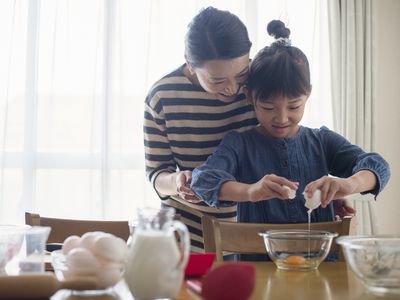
[190,20,390,258]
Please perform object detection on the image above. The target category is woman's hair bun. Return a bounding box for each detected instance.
[266,20,290,39]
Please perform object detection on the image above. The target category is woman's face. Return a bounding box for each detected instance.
[191,53,250,102]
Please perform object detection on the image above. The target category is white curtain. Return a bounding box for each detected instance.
[328,0,377,234]
[1,0,331,224]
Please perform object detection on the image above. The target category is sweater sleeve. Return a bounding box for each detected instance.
[144,93,177,200]
[191,131,242,207]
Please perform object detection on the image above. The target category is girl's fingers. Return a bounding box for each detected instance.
[324,188,337,207]
[269,175,299,191]
[268,181,292,199]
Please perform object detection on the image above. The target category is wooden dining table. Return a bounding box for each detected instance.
[50,262,399,300]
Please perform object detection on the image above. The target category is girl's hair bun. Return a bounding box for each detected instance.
[267,20,290,39]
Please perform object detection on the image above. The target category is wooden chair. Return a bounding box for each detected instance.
[25,212,130,243]
[202,215,357,262]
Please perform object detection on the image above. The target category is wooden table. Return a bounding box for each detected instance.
[51,262,399,300]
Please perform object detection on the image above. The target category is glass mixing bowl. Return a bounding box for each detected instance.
[259,229,338,271]
[337,235,400,294]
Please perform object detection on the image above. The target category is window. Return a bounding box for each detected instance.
[0,0,331,223]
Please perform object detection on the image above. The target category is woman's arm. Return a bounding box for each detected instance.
[154,171,200,202]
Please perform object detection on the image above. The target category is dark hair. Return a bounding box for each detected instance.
[185,7,252,68]
[247,20,311,103]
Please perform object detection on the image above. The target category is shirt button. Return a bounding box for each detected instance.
[282,160,288,167]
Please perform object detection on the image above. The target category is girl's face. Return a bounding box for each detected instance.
[190,53,250,102]
[254,94,308,138]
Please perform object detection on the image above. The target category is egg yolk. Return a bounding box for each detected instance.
[285,255,306,265]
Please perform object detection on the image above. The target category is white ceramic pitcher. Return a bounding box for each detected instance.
[124,207,189,299]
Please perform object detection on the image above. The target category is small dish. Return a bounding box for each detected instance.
[184,253,216,277]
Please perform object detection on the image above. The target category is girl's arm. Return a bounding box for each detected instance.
[304,170,378,208]
[219,174,299,202]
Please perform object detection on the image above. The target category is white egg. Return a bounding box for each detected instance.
[80,232,105,253]
[93,235,128,263]
[303,189,322,212]
[282,185,296,199]
[96,264,123,288]
[66,247,100,275]
[62,235,81,255]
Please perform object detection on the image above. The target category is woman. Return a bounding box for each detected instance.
[144,7,258,252]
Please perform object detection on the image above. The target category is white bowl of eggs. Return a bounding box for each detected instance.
[51,231,128,292]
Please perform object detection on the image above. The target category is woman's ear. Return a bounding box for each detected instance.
[184,54,195,75]
[243,85,249,98]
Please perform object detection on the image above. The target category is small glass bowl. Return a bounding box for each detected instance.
[0,225,26,272]
[337,235,400,294]
[259,229,338,271]
[51,250,123,295]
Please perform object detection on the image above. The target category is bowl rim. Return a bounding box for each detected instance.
[258,229,338,239]
[336,235,400,249]
[0,224,31,234]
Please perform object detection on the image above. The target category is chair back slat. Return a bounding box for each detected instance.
[25,212,130,243]
[202,215,355,261]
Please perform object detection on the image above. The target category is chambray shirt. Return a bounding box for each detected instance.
[191,126,390,225]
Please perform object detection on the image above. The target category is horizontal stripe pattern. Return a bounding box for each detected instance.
[145,64,257,251]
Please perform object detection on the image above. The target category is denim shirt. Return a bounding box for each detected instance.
[191,126,390,225]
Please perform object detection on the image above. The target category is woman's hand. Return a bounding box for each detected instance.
[304,176,356,208]
[333,198,357,220]
[248,174,299,202]
[175,171,203,203]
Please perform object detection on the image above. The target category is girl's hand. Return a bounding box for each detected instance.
[304,176,356,208]
[175,171,203,203]
[248,174,299,202]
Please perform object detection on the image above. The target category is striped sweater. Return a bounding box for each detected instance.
[144,64,258,252]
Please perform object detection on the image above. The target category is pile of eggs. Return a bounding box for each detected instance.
[61,231,129,289]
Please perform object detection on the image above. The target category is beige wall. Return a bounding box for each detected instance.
[372,0,400,234]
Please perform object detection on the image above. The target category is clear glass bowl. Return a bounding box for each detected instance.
[259,229,338,271]
[51,249,124,295]
[0,225,26,272]
[337,235,400,294]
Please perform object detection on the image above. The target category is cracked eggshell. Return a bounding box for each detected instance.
[282,185,296,199]
[304,189,322,211]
